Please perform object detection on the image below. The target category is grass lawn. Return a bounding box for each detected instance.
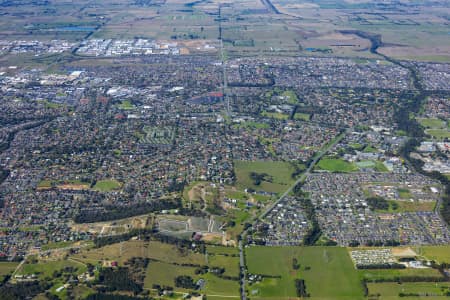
[202,273,240,296]
[261,111,289,120]
[349,143,365,151]
[294,112,310,121]
[382,200,435,212]
[398,188,412,199]
[358,267,443,282]
[414,245,450,263]
[418,118,446,129]
[71,285,95,299]
[208,254,240,277]
[144,261,240,297]
[246,246,365,299]
[223,209,252,241]
[234,160,297,194]
[41,241,75,251]
[282,90,298,104]
[92,179,121,191]
[0,262,19,279]
[367,282,450,299]
[207,245,239,256]
[426,129,450,139]
[362,145,378,153]
[316,158,358,173]
[118,100,136,110]
[355,160,389,172]
[18,259,86,279]
[37,180,53,188]
[144,261,197,289]
[233,121,269,129]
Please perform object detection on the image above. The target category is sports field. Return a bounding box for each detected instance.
[92,179,122,191]
[316,158,358,173]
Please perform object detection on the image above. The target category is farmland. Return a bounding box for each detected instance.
[358,268,443,282]
[367,282,450,299]
[70,240,240,297]
[414,245,450,264]
[245,246,365,299]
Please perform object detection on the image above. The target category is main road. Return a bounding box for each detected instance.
[238,129,349,300]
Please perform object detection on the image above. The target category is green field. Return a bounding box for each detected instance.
[368,282,450,300]
[362,145,378,153]
[415,245,450,264]
[144,256,240,297]
[261,111,289,120]
[294,112,310,121]
[282,90,298,104]
[0,262,19,280]
[418,118,446,129]
[117,100,136,110]
[92,179,122,191]
[356,160,389,172]
[208,254,240,277]
[207,245,239,256]
[234,160,297,194]
[381,200,436,213]
[18,259,87,279]
[398,188,413,199]
[316,158,358,173]
[74,240,240,297]
[246,246,365,299]
[233,121,269,129]
[359,268,443,282]
[144,261,197,290]
[426,129,450,139]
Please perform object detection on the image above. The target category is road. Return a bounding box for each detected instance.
[219,38,231,115]
[238,129,348,299]
[238,240,246,300]
[259,130,348,220]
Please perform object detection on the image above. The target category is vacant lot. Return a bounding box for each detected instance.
[234,160,297,194]
[73,240,206,266]
[246,246,365,299]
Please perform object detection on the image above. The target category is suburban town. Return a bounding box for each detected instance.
[0,0,449,299]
